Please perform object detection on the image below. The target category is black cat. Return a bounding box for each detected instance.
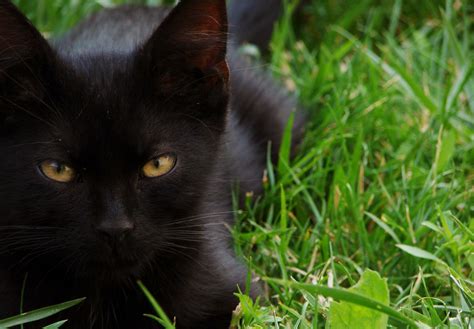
[0,0,303,328]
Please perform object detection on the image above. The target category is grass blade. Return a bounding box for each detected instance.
[42,320,68,329]
[396,244,444,263]
[445,63,473,112]
[278,111,295,178]
[137,281,175,329]
[0,298,85,328]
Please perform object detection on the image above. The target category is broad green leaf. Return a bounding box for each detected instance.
[0,298,84,328]
[327,270,390,329]
[264,277,418,328]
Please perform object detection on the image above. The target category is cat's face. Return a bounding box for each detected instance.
[0,0,229,279]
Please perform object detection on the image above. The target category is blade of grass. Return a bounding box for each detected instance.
[445,63,473,113]
[137,281,175,329]
[396,244,444,264]
[42,320,68,329]
[278,111,296,178]
[0,298,85,328]
[334,27,438,113]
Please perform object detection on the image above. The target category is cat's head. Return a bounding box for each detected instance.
[0,0,229,279]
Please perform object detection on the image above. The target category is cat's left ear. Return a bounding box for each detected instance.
[140,0,229,95]
[0,1,56,104]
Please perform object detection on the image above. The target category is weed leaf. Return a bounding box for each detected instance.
[327,269,389,329]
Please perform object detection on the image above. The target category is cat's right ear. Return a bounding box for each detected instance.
[0,1,55,103]
[138,0,229,109]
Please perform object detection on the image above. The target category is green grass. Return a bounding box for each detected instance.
[10,0,474,328]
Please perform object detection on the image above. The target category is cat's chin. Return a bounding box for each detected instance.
[84,250,151,279]
[82,259,143,282]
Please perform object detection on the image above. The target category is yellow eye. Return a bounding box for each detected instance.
[142,153,177,178]
[39,160,76,183]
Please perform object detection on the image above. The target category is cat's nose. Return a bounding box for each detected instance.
[96,219,135,243]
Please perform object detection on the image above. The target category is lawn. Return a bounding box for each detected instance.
[7,0,474,328]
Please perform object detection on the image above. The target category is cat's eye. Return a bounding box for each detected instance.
[39,160,76,183]
[142,153,177,178]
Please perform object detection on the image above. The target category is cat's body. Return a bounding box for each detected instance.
[0,1,302,328]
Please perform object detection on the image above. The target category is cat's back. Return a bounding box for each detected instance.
[55,6,169,55]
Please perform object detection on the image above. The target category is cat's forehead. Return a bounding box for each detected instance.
[56,54,147,122]
[55,104,160,156]
[53,92,184,158]
[65,53,135,92]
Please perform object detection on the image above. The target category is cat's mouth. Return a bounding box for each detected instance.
[88,256,141,277]
[110,253,139,268]
[88,244,145,274]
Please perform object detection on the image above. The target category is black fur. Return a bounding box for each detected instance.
[0,0,303,328]
[229,0,283,50]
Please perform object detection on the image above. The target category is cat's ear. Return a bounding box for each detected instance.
[140,0,229,95]
[0,1,55,103]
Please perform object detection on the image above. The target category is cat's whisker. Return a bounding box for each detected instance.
[0,225,66,230]
[173,210,236,220]
[0,83,63,129]
[1,50,65,121]
[6,139,60,149]
[176,221,232,228]
[159,217,224,228]
[161,223,233,233]
[168,237,205,243]
[18,250,66,271]
[0,95,59,130]
[37,249,82,286]
[0,234,58,247]
[63,252,82,277]
[157,245,208,271]
[0,239,54,250]
[162,210,237,226]
[163,227,228,238]
[0,228,66,266]
[5,243,66,272]
[163,230,206,236]
[33,249,87,289]
[157,240,199,251]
